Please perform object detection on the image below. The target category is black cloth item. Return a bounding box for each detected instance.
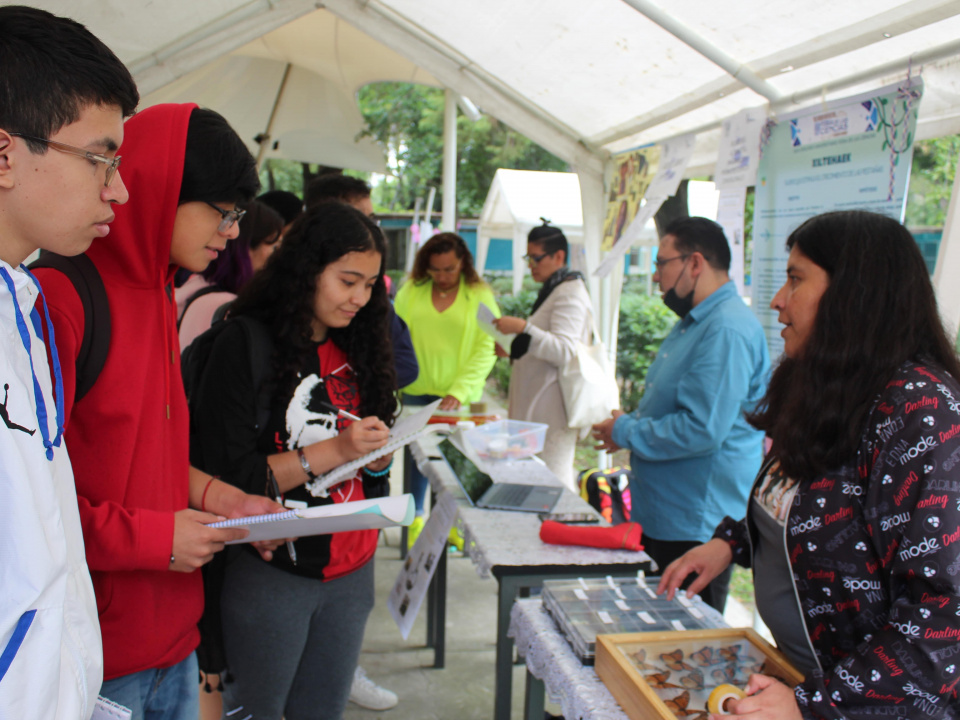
[510,267,584,360]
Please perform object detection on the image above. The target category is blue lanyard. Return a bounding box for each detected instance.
[0,265,64,460]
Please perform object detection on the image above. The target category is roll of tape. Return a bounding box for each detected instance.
[707,684,747,715]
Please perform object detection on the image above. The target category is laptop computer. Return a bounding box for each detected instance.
[437,438,562,513]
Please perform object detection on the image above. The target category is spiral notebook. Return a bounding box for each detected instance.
[210,494,415,543]
[304,399,443,496]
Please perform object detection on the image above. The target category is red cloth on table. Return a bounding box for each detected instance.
[539,520,643,551]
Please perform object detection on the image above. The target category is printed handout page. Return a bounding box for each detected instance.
[305,399,443,494]
[477,302,514,351]
[388,491,458,639]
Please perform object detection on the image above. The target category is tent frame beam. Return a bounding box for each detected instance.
[620,0,782,103]
[320,0,605,176]
[602,0,960,146]
[131,0,320,95]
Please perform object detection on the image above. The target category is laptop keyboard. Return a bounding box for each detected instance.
[486,483,532,506]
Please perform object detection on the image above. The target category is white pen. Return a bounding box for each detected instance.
[320,401,361,423]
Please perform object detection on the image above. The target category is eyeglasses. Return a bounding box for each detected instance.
[10,132,122,187]
[426,261,462,277]
[204,201,246,233]
[523,251,553,265]
[653,253,689,270]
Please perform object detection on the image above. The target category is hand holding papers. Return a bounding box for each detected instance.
[211,494,416,544]
[477,302,514,351]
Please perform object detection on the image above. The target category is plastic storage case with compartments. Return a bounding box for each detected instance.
[540,575,727,665]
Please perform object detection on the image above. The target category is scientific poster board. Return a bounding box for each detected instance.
[751,81,923,355]
[602,146,659,252]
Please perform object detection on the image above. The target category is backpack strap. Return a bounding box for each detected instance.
[177,284,223,330]
[233,316,274,432]
[28,253,110,403]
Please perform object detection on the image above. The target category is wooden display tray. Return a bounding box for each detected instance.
[595,628,803,719]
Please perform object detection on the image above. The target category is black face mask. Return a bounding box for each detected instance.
[663,286,694,319]
[662,262,696,319]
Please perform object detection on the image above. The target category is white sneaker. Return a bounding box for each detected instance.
[349,666,399,710]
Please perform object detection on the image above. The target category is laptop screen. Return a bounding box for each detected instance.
[438,439,493,505]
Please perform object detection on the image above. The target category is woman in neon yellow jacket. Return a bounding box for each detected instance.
[394,233,499,526]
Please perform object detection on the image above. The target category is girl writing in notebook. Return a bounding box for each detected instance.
[188,202,398,720]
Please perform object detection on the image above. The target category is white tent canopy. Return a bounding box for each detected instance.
[21,0,960,336]
[476,170,584,294]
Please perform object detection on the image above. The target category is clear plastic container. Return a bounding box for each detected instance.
[463,419,547,462]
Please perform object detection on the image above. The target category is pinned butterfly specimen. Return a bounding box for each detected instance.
[663,690,691,713]
[660,648,693,671]
[690,646,722,666]
[711,665,737,684]
[719,645,743,663]
[632,648,657,671]
[645,670,681,689]
[662,691,709,719]
[679,669,704,690]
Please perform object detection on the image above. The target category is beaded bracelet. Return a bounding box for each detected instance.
[363,459,394,477]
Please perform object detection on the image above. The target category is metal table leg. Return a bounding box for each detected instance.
[400,445,414,559]
[431,541,447,668]
[494,575,522,720]
[523,669,545,720]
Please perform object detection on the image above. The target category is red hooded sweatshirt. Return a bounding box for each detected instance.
[34,104,200,680]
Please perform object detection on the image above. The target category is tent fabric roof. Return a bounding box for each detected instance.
[24,0,960,178]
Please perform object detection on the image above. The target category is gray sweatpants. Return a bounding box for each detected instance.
[218,549,375,720]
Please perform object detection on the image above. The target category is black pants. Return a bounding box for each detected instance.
[643,535,733,613]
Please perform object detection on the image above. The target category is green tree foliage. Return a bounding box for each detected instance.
[905,135,960,227]
[357,82,568,215]
[615,282,675,409]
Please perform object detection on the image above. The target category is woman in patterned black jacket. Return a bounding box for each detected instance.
[659,210,960,720]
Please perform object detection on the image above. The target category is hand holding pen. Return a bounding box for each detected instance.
[322,402,390,460]
[266,465,298,566]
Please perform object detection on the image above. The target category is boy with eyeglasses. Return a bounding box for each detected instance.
[33,102,289,720]
[0,7,137,719]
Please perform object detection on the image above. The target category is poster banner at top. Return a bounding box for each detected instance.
[751,80,923,355]
[601,145,659,253]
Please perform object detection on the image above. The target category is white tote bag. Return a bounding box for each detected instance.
[558,317,620,429]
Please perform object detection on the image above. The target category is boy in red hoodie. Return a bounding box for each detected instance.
[34,103,281,720]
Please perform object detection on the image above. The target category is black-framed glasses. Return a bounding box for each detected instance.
[653,253,689,270]
[523,251,553,265]
[10,132,122,187]
[203,201,246,233]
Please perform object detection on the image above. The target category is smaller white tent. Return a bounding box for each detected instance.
[476,170,584,295]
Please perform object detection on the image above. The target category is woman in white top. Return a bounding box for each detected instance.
[495,221,593,491]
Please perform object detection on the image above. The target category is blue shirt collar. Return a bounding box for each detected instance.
[684,280,738,325]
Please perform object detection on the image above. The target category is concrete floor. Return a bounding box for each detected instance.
[344,527,539,720]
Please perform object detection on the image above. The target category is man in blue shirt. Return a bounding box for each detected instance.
[593,217,770,611]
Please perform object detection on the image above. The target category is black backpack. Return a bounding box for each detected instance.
[28,253,109,403]
[181,310,274,433]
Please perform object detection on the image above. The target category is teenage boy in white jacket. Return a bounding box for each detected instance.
[0,7,139,719]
